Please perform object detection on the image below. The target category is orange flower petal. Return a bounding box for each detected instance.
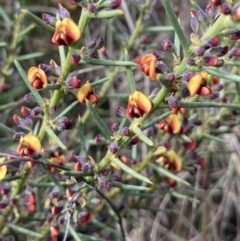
[188,74,202,96]
[77,81,92,103]
[27,67,47,89]
[62,18,81,42]
[139,54,157,80]
[141,54,156,64]
[149,57,157,80]
[0,157,7,180]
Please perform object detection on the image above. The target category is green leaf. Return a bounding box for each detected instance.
[144,26,174,32]
[0,122,15,135]
[20,9,55,33]
[14,60,43,103]
[202,133,227,143]
[79,59,137,67]
[111,182,151,191]
[203,66,240,83]
[62,170,92,177]
[86,100,112,139]
[169,191,200,203]
[150,163,191,186]
[69,225,83,241]
[78,116,87,157]
[56,101,78,119]
[132,125,154,146]
[125,48,136,93]
[8,223,43,239]
[86,9,124,19]
[113,158,153,185]
[91,77,109,87]
[45,126,67,151]
[16,52,45,61]
[0,6,11,24]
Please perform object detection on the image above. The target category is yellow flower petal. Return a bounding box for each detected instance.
[188,74,202,96]
[0,157,7,180]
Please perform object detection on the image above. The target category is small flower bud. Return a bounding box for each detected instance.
[109,141,118,154]
[97,176,111,190]
[116,106,126,117]
[187,57,196,66]
[58,215,65,225]
[0,184,10,195]
[156,63,168,74]
[221,3,231,14]
[66,75,81,88]
[95,135,105,144]
[211,0,225,6]
[58,3,70,19]
[90,198,102,206]
[233,3,240,21]
[42,13,56,25]
[89,49,99,58]
[24,93,35,102]
[111,122,119,131]
[110,0,121,9]
[49,105,58,114]
[13,114,21,125]
[150,87,160,96]
[102,169,109,176]
[196,10,208,22]
[151,50,167,60]
[31,106,42,116]
[13,132,24,140]
[21,106,31,117]
[0,199,9,209]
[81,163,93,172]
[120,127,130,136]
[168,96,179,109]
[165,73,175,82]
[87,39,97,49]
[74,161,82,171]
[78,211,93,224]
[130,158,137,165]
[204,36,219,47]
[162,140,171,149]
[88,3,96,13]
[57,123,66,132]
[95,38,104,49]
[204,56,219,66]
[119,155,128,164]
[212,83,223,91]
[194,46,205,56]
[190,16,199,34]
[50,224,59,237]
[46,213,53,223]
[191,118,202,126]
[161,37,174,51]
[129,136,139,145]
[51,201,63,215]
[70,52,81,65]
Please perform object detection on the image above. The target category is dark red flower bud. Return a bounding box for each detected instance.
[204,55,219,66]
[191,118,202,126]
[130,158,137,165]
[31,106,42,116]
[231,31,240,40]
[58,215,65,225]
[74,161,82,171]
[88,4,96,12]
[166,73,175,82]
[21,106,31,117]
[151,50,167,60]
[161,37,174,51]
[187,57,196,66]
[70,52,81,65]
[121,127,130,136]
[210,46,228,56]
[89,50,98,58]
[81,163,93,172]
[97,176,111,190]
[46,213,53,223]
[42,13,56,25]
[161,140,171,149]
[221,3,231,14]
[194,46,205,56]
[13,114,21,125]
[51,201,63,215]
[111,122,119,131]
[209,92,219,100]
[57,123,66,132]
[95,135,105,144]
[109,141,118,154]
[110,0,121,9]
[0,199,9,209]
[221,96,227,103]
[232,3,240,20]
[49,105,58,114]
[211,0,225,6]
[205,4,215,22]
[182,71,194,82]
[66,75,81,88]
[144,126,153,137]
[204,36,219,47]
[129,136,139,145]
[156,63,168,74]
[0,184,10,195]
[168,96,179,109]
[102,169,109,176]
[78,211,93,223]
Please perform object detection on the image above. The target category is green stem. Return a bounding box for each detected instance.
[162,0,189,53]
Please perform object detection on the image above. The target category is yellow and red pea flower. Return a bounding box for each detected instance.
[187,70,216,97]
[138,54,157,80]
[0,157,7,180]
[126,91,153,118]
[172,107,187,115]
[77,81,99,105]
[28,67,48,89]
[154,146,182,186]
[52,18,81,46]
[16,134,41,168]
[158,113,181,134]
